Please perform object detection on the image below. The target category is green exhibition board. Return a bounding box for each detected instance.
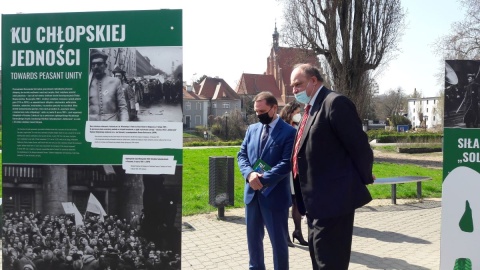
[2,10,183,165]
[441,60,480,270]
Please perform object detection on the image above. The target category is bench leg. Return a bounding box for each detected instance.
[391,184,396,204]
[417,182,422,199]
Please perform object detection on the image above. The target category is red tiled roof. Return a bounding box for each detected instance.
[236,73,280,95]
[197,77,240,100]
[235,73,284,106]
[268,47,319,96]
[183,88,208,100]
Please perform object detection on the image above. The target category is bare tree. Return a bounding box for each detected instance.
[210,110,247,140]
[373,87,406,121]
[435,90,445,129]
[280,0,405,117]
[435,0,480,60]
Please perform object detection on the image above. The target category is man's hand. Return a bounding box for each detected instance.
[247,172,264,190]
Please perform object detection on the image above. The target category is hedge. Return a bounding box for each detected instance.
[367,130,443,143]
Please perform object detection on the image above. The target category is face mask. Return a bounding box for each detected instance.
[294,82,311,104]
[292,113,302,123]
[257,107,273,125]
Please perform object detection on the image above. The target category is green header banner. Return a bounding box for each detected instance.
[443,128,480,179]
[2,10,183,165]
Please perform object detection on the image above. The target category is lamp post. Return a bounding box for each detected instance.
[224,111,229,140]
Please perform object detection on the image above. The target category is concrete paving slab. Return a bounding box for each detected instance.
[182,199,441,270]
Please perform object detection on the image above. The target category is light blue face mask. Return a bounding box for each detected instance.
[294,82,311,104]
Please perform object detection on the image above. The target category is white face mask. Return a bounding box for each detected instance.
[292,113,302,124]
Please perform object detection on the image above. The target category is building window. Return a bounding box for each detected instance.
[433,116,436,121]
[185,102,191,110]
[223,102,230,109]
[413,108,415,113]
[185,115,191,128]
[195,115,201,125]
[427,100,429,104]
[196,102,201,110]
[426,108,428,112]
[414,101,415,105]
[413,116,415,121]
[212,102,217,108]
[434,99,436,104]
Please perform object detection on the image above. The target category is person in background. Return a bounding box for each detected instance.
[112,66,136,121]
[279,100,308,247]
[461,73,480,128]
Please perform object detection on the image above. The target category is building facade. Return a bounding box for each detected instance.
[407,97,442,128]
[183,77,241,128]
[183,87,210,129]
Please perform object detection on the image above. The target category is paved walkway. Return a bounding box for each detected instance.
[181,199,442,270]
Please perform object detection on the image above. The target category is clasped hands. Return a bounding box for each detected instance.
[248,171,264,190]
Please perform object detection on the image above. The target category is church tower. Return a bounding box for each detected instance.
[272,21,279,51]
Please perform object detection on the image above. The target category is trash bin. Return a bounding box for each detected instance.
[209,156,234,218]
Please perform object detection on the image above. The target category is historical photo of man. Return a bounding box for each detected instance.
[88,49,129,121]
[88,47,183,123]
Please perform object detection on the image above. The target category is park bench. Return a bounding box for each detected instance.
[373,176,432,204]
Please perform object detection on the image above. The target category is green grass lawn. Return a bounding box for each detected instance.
[183,147,244,216]
[183,147,442,216]
[369,162,442,199]
[0,148,442,216]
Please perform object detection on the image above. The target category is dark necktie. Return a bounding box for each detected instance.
[292,104,311,178]
[260,124,270,154]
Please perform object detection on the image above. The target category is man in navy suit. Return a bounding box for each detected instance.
[290,63,375,269]
[238,91,296,270]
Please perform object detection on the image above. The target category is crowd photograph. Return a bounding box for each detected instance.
[2,165,183,270]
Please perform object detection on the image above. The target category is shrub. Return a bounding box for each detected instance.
[390,115,411,126]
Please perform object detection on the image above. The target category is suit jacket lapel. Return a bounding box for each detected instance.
[252,123,263,160]
[260,120,283,158]
[298,88,330,150]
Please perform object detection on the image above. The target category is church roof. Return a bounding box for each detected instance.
[236,73,280,95]
[269,46,319,96]
[235,73,284,106]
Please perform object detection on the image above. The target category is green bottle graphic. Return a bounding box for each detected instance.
[459,200,474,233]
[454,258,472,270]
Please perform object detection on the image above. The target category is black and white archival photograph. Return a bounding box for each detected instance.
[88,47,183,123]
[2,164,182,270]
[445,60,480,128]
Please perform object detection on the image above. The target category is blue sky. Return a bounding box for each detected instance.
[1,0,465,97]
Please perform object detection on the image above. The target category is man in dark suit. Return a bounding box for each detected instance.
[238,91,296,270]
[290,63,375,270]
